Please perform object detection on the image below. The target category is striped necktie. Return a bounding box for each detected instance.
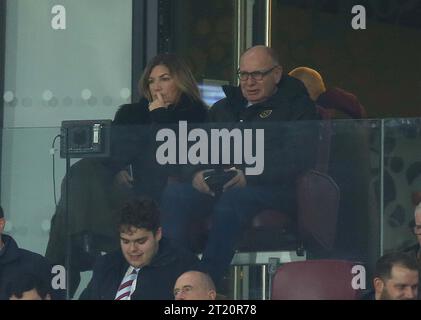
[115,269,138,300]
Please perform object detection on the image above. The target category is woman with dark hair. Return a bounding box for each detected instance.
[45,53,208,298]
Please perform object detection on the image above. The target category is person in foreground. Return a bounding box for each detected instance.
[173,270,216,300]
[6,273,51,300]
[80,198,199,300]
[363,251,418,300]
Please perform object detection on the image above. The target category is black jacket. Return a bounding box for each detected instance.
[199,75,319,187]
[80,238,199,300]
[106,94,208,197]
[0,234,59,300]
[113,94,208,125]
[209,75,318,123]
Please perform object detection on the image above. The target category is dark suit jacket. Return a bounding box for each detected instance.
[80,238,199,300]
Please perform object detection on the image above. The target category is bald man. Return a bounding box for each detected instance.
[174,271,216,300]
[161,46,319,286]
[289,66,366,119]
[288,67,326,101]
[161,45,318,288]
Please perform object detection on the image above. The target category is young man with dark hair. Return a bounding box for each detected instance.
[80,198,199,300]
[0,205,59,300]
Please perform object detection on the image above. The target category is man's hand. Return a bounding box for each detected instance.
[192,169,215,197]
[223,168,247,191]
[114,169,134,189]
[148,92,169,111]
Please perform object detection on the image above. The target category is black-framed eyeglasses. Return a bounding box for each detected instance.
[237,66,278,81]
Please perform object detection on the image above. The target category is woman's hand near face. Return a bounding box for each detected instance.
[114,169,134,189]
[148,92,170,111]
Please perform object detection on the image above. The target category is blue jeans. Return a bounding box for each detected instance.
[160,182,284,285]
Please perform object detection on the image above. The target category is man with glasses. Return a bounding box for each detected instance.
[160,45,318,290]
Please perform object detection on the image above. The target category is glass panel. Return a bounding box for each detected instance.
[382,119,421,254]
[1,127,67,299]
[2,0,133,300]
[54,119,380,299]
[271,0,421,118]
[1,127,63,254]
[0,118,384,299]
[3,0,132,128]
[331,119,380,269]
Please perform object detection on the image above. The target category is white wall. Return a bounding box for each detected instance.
[1,0,132,259]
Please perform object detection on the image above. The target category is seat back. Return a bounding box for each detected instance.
[297,170,340,251]
[235,116,339,254]
[271,259,362,300]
